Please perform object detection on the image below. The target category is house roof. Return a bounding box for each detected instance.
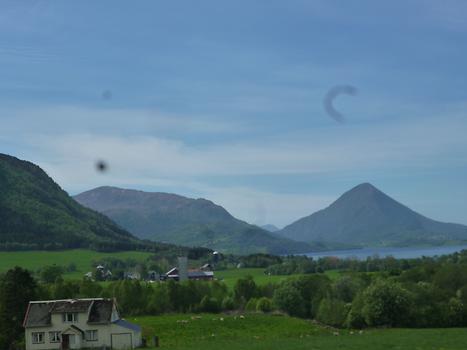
[23,298,117,328]
[23,302,53,327]
[113,319,141,332]
[88,299,114,324]
[50,299,93,313]
[188,270,214,278]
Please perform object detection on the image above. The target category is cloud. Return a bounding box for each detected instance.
[1,103,466,226]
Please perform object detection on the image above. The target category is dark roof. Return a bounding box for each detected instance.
[50,300,93,313]
[113,319,141,332]
[24,299,116,328]
[188,270,214,278]
[88,299,113,323]
[23,302,53,327]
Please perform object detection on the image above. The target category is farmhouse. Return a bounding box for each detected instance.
[163,267,214,281]
[23,298,142,350]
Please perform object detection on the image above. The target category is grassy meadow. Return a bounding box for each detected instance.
[216,268,342,289]
[0,249,152,279]
[133,313,467,350]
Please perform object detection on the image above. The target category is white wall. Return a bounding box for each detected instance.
[26,312,142,350]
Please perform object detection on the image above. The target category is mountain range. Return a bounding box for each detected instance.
[278,183,467,247]
[74,187,316,255]
[2,153,466,255]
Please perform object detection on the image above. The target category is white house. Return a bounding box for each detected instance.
[23,298,142,350]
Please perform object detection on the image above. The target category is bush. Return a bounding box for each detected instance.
[200,296,221,313]
[221,296,235,311]
[346,292,366,328]
[316,298,349,327]
[245,298,258,311]
[362,279,413,327]
[234,276,258,304]
[256,297,273,313]
[273,283,306,318]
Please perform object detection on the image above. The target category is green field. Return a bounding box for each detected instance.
[0,250,343,285]
[132,313,467,350]
[216,268,342,289]
[0,249,152,279]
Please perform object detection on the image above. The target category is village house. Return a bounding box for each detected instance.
[23,298,142,350]
[162,267,214,281]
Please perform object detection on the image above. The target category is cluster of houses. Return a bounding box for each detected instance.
[84,257,215,282]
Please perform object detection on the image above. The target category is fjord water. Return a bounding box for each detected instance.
[305,245,467,260]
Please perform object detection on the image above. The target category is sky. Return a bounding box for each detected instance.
[1,0,467,228]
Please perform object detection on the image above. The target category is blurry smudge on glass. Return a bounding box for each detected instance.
[101,90,112,101]
[95,160,108,173]
[323,85,358,123]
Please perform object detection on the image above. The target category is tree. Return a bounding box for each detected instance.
[0,267,37,349]
[234,276,258,304]
[40,265,64,283]
[316,298,348,327]
[273,283,306,317]
[333,276,360,303]
[361,279,413,327]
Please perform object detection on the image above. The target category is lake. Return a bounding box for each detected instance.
[305,245,467,260]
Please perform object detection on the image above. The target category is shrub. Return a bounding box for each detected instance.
[361,279,413,327]
[221,296,235,311]
[256,297,273,313]
[200,296,221,313]
[245,298,258,311]
[316,298,349,327]
[273,283,306,318]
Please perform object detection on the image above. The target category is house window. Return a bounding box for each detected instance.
[49,331,61,343]
[32,332,45,344]
[63,312,78,323]
[85,329,98,341]
[69,334,76,345]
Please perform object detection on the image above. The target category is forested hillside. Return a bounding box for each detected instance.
[0,154,152,251]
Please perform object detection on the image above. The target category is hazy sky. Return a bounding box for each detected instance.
[1,1,467,227]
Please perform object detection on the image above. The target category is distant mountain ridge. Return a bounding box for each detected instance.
[0,154,149,251]
[74,186,315,255]
[278,183,467,247]
[262,224,280,232]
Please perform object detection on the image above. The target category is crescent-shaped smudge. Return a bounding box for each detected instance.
[323,85,358,123]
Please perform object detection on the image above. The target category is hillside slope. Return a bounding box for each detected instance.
[74,187,315,254]
[278,183,467,247]
[0,154,148,251]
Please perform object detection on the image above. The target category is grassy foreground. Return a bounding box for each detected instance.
[0,249,152,279]
[132,313,467,350]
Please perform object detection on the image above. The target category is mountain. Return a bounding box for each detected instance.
[278,183,467,247]
[74,186,314,255]
[0,154,155,251]
[262,224,280,232]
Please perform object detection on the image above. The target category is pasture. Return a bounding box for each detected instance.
[134,313,467,350]
[216,268,342,289]
[0,249,152,279]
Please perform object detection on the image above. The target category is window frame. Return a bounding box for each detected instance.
[63,312,78,323]
[49,331,61,343]
[85,329,98,342]
[32,332,45,344]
